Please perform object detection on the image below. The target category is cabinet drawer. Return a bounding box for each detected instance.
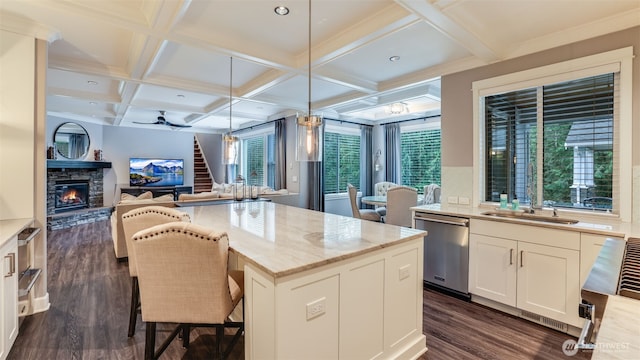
[470,219,579,250]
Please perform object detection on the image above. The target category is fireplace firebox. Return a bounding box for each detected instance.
[54,180,89,213]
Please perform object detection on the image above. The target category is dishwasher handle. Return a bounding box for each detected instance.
[414,213,469,227]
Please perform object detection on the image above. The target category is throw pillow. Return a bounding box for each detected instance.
[153,194,174,202]
[120,191,153,201]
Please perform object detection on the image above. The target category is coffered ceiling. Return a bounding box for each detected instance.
[1,0,638,133]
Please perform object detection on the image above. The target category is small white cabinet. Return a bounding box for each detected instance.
[1,237,19,360]
[469,219,581,328]
[516,241,579,326]
[469,234,517,306]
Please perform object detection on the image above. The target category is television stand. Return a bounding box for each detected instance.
[120,186,192,201]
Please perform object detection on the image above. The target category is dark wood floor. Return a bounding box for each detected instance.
[9,220,591,359]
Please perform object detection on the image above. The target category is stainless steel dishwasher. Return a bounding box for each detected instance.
[414,212,470,299]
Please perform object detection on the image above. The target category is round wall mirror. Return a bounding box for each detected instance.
[54,122,90,159]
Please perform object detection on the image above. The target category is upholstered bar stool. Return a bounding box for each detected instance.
[132,222,244,360]
[121,205,191,337]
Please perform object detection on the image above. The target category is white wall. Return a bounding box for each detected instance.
[0,30,35,220]
[102,126,194,205]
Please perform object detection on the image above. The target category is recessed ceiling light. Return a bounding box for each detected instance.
[274,6,289,15]
[89,101,97,105]
[389,56,400,62]
[87,80,98,85]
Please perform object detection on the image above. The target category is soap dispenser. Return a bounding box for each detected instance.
[500,190,508,209]
[511,195,519,210]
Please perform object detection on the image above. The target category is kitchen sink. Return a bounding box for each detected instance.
[481,211,579,224]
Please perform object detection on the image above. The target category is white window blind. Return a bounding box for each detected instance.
[484,73,614,211]
[401,129,441,190]
[324,132,360,194]
[244,137,264,186]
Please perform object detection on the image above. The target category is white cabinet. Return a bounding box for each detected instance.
[469,219,582,328]
[244,238,425,360]
[516,241,579,326]
[1,237,19,360]
[580,233,623,287]
[469,234,517,306]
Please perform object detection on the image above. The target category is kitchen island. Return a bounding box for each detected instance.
[182,202,427,360]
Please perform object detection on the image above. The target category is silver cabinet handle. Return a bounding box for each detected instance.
[4,253,15,277]
[509,249,514,265]
[520,250,524,267]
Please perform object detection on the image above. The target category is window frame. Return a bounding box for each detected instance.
[472,47,633,221]
[323,124,361,195]
[238,126,275,188]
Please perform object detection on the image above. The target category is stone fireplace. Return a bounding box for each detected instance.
[54,180,90,213]
[47,160,112,229]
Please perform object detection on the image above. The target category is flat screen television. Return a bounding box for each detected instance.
[129,158,184,187]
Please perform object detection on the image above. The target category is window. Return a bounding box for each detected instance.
[241,133,275,188]
[401,126,441,191]
[484,74,614,210]
[474,48,633,218]
[324,131,360,194]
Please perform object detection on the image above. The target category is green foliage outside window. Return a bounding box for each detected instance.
[401,129,441,191]
[324,132,360,194]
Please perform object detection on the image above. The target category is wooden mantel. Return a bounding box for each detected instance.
[47,160,112,169]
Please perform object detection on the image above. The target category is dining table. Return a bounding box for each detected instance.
[362,195,423,206]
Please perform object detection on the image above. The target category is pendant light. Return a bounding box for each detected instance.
[223,56,239,165]
[296,0,323,162]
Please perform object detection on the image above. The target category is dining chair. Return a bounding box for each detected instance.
[385,186,418,227]
[132,221,244,360]
[348,183,381,222]
[121,205,191,338]
[374,181,398,196]
[373,181,397,216]
[422,184,441,205]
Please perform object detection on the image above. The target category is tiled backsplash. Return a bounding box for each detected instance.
[441,166,473,206]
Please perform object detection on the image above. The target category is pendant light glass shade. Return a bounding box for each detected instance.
[296,114,323,161]
[223,134,238,165]
[223,56,239,165]
[296,0,323,162]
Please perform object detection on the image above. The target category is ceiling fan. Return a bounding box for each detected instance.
[133,111,192,128]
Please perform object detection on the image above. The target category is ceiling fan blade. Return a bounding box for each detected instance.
[133,120,163,125]
[166,122,192,128]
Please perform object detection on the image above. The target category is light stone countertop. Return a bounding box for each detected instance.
[411,204,640,238]
[0,218,33,248]
[181,202,427,278]
[591,295,640,359]
[412,204,640,357]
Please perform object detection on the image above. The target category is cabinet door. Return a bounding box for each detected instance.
[1,239,19,360]
[580,233,622,287]
[469,234,517,307]
[516,242,580,327]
